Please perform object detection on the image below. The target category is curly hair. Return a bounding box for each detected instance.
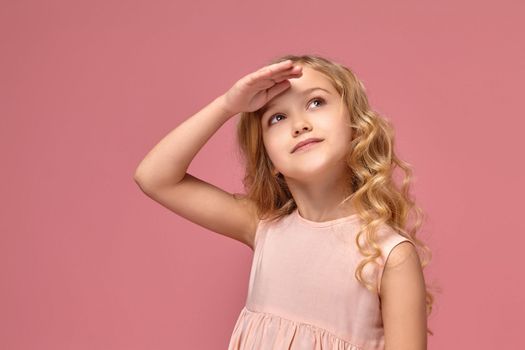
[233,53,437,336]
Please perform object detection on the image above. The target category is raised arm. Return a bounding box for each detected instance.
[133,60,302,249]
[134,95,233,189]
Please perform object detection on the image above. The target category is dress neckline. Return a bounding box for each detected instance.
[293,207,359,228]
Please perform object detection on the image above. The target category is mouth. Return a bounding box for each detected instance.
[291,139,324,153]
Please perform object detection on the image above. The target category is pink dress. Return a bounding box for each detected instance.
[227,207,414,350]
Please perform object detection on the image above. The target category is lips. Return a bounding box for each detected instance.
[291,138,324,153]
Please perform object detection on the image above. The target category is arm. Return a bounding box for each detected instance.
[133,96,259,248]
[133,95,233,189]
[380,241,428,350]
[133,60,302,249]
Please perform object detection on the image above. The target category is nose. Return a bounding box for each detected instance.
[291,109,313,134]
[293,120,312,135]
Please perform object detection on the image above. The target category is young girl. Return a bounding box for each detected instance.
[134,54,434,349]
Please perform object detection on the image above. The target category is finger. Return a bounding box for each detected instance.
[248,64,301,88]
[265,59,294,72]
[257,60,294,78]
[271,66,302,83]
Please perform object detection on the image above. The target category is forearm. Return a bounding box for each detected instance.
[133,94,235,190]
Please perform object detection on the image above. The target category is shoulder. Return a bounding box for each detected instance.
[375,224,420,295]
[380,239,425,297]
[384,240,418,269]
[375,225,416,262]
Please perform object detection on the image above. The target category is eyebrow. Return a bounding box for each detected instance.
[260,87,332,118]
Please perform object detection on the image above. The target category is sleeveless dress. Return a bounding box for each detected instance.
[227,207,415,350]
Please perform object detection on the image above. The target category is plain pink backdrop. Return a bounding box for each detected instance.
[1,0,523,349]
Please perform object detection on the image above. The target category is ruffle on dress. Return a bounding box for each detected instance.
[228,307,363,350]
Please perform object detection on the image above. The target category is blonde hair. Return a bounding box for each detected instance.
[234,54,438,336]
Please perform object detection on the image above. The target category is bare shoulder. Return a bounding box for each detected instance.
[385,240,419,269]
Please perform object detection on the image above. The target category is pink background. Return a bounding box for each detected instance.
[1,0,523,349]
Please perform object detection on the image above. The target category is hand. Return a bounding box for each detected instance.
[220,60,303,116]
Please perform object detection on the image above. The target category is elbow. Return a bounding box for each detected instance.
[133,171,144,185]
[133,170,151,192]
[133,165,149,184]
[134,175,155,196]
[133,170,142,183]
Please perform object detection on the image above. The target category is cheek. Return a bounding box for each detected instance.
[264,135,291,163]
[261,133,276,154]
[330,113,352,137]
[326,118,352,148]
[264,127,285,147]
[265,141,284,160]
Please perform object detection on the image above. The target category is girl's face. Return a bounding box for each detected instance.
[260,65,352,182]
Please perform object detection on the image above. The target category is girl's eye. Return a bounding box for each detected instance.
[310,97,325,108]
[268,97,325,126]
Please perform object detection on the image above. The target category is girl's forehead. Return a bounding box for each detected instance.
[260,68,335,110]
[297,66,330,84]
[286,66,337,96]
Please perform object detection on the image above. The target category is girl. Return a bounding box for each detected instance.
[134,54,434,350]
